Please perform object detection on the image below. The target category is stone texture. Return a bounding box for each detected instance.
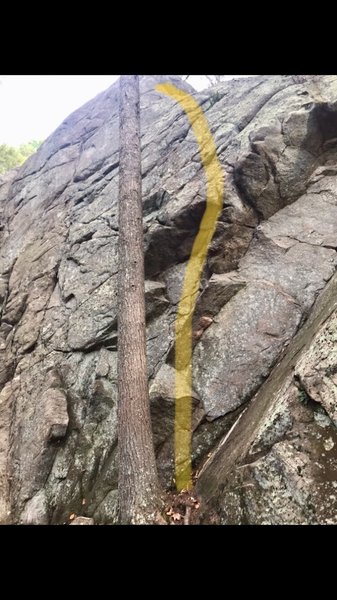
[196,273,337,524]
[70,516,94,525]
[2,75,337,523]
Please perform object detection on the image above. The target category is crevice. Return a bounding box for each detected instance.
[293,372,337,427]
[64,256,80,268]
[71,231,94,245]
[22,340,38,355]
[233,171,263,222]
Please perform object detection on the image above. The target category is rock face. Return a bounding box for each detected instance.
[2,74,337,524]
[196,273,337,524]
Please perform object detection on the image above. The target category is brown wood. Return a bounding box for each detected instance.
[117,75,161,524]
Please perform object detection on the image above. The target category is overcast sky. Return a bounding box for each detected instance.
[0,76,250,146]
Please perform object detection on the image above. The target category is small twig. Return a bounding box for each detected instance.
[184,506,191,525]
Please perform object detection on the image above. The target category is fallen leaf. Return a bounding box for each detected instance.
[199,316,213,329]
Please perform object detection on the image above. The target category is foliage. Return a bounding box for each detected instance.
[0,140,43,175]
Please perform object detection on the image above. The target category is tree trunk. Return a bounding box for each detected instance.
[117,75,161,524]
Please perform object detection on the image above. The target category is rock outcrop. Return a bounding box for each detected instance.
[1,74,337,524]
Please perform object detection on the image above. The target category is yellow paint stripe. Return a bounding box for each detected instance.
[155,83,224,490]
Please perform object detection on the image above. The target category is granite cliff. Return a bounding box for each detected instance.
[1,75,337,524]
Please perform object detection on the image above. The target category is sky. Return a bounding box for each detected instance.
[0,76,250,146]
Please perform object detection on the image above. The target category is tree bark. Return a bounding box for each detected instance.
[117,75,161,524]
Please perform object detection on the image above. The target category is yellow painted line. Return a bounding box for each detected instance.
[155,83,224,490]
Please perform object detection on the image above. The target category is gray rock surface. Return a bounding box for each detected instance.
[2,74,337,523]
[196,273,337,524]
